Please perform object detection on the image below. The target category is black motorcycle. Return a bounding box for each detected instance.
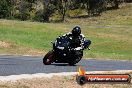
[43,36,91,65]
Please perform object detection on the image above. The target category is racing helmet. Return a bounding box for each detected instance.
[72,26,81,37]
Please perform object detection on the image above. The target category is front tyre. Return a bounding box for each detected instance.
[68,52,83,66]
[43,50,55,65]
[68,56,82,66]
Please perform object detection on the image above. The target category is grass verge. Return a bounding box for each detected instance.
[0,4,132,60]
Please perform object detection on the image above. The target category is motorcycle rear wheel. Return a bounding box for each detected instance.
[43,50,55,65]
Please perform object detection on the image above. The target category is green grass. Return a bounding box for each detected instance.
[0,4,132,60]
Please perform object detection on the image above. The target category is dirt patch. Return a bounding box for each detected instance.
[0,41,45,56]
[25,49,45,56]
[0,41,11,48]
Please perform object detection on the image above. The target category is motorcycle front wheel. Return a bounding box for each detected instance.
[68,55,82,66]
[43,50,55,65]
[68,51,83,66]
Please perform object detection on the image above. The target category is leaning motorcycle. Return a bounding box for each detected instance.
[43,36,91,65]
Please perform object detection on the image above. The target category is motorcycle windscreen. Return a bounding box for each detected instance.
[55,36,71,49]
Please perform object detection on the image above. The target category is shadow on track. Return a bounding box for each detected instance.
[50,63,77,66]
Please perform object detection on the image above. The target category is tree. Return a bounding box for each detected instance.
[41,0,68,22]
[57,0,69,21]
[17,0,37,20]
[0,0,13,18]
[42,0,56,22]
[113,0,119,9]
[86,0,107,16]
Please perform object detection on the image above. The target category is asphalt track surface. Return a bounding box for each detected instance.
[0,55,132,76]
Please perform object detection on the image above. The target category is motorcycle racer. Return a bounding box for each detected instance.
[62,26,91,50]
[43,26,91,65]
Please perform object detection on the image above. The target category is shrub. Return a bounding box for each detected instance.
[0,0,12,18]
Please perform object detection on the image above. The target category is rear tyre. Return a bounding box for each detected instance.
[43,50,55,65]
